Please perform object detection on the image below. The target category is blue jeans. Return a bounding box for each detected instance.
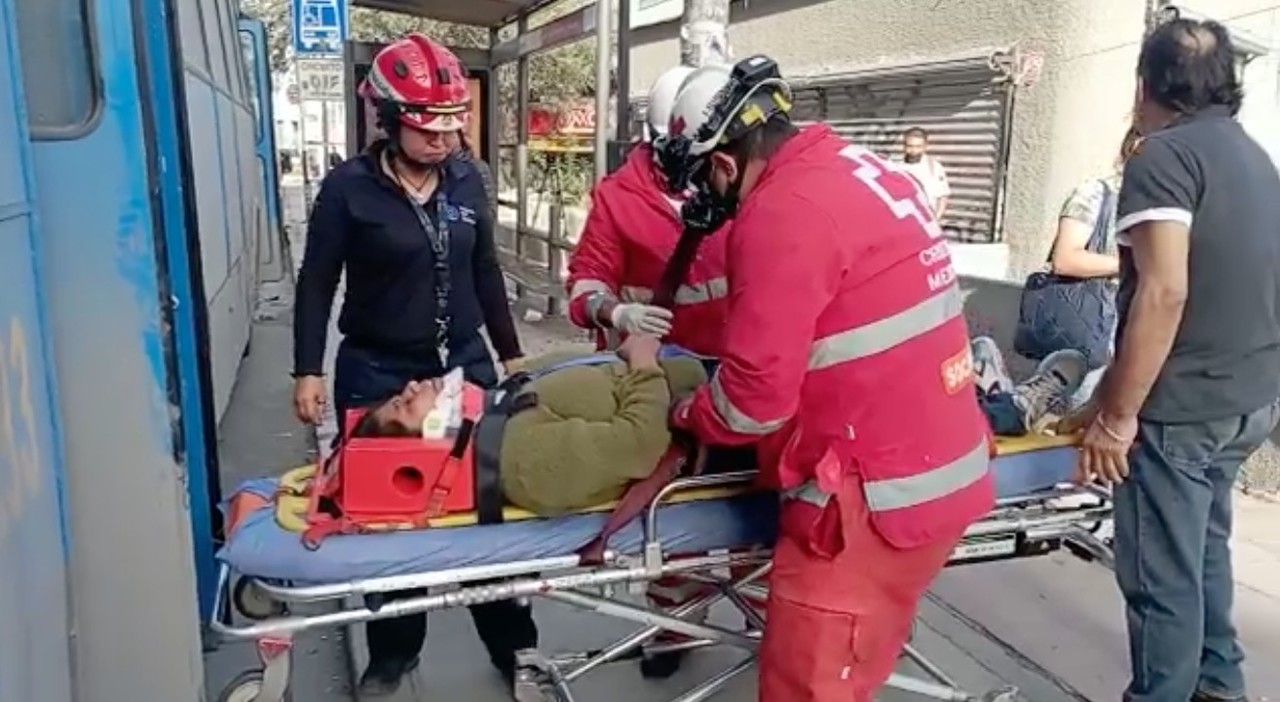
[976,390,1024,436]
[1115,400,1280,701]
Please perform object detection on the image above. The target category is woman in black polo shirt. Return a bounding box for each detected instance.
[290,34,533,696]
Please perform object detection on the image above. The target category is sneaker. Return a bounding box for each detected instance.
[357,656,420,697]
[970,336,1012,394]
[1011,349,1088,429]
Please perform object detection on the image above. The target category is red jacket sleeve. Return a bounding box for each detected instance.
[566,182,627,329]
[675,194,844,445]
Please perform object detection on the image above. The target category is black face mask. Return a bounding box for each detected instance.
[903,153,924,164]
[681,154,746,236]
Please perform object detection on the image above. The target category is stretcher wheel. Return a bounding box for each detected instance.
[216,670,292,702]
[979,686,1025,702]
[233,577,286,621]
[512,683,571,702]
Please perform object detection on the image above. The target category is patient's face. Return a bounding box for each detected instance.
[368,379,441,435]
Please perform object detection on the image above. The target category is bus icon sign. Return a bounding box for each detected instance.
[291,0,349,57]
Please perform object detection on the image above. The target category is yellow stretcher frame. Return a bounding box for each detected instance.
[272,433,1082,533]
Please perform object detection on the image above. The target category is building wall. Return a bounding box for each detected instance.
[1188,0,1280,163]
[626,0,1148,279]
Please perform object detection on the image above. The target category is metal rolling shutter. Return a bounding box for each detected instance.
[790,58,1014,242]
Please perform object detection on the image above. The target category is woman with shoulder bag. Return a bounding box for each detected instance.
[1015,127,1142,409]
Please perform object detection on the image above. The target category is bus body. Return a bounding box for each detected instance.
[1,0,277,697]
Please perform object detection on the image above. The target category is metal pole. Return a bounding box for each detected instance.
[615,0,631,142]
[296,64,312,210]
[320,101,330,174]
[680,0,732,68]
[486,27,501,167]
[593,0,613,181]
[516,13,530,266]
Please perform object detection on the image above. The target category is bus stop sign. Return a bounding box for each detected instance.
[291,0,349,57]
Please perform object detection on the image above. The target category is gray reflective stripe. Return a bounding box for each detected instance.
[785,482,831,508]
[784,437,989,513]
[674,276,729,305]
[621,278,729,306]
[569,279,613,301]
[620,285,654,303]
[706,285,960,437]
[808,286,963,371]
[863,438,989,511]
[710,373,790,435]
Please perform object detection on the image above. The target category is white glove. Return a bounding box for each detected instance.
[610,303,674,337]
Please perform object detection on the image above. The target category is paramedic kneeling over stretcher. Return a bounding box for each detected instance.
[350,334,708,515]
[657,58,995,701]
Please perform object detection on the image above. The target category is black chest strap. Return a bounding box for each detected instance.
[472,372,539,524]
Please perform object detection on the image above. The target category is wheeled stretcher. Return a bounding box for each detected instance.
[210,434,1114,702]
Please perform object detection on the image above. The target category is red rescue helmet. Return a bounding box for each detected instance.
[359,34,471,132]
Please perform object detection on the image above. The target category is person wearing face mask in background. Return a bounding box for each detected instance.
[289,34,532,696]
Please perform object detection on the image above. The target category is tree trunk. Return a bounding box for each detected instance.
[680,0,732,68]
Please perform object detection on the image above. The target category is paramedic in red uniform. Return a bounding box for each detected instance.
[659,58,995,701]
[566,65,731,356]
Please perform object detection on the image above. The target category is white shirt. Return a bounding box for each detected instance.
[896,155,951,214]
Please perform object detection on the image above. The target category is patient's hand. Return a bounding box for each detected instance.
[618,334,661,369]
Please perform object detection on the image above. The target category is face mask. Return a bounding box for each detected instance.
[903,153,923,164]
[681,154,745,235]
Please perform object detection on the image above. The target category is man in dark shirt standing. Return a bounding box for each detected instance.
[1062,19,1280,702]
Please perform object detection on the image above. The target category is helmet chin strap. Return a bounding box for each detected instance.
[385,121,442,174]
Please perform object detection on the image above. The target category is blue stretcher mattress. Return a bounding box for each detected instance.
[217,446,1077,585]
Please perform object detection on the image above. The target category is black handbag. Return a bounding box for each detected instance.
[1013,181,1116,369]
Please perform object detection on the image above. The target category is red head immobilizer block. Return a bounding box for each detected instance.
[339,383,484,520]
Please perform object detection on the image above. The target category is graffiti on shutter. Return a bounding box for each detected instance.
[791,65,1013,243]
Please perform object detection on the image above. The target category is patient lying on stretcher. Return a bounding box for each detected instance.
[346,334,1084,518]
[349,335,711,517]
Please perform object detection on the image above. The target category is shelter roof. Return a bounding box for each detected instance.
[352,0,557,28]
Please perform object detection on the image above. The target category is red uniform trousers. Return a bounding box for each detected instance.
[759,474,963,702]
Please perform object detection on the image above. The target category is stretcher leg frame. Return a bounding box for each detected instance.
[211,468,1115,702]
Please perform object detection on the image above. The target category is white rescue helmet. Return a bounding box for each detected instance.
[666,57,793,159]
[644,65,697,141]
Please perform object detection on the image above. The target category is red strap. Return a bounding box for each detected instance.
[302,518,347,551]
[577,444,692,565]
[425,456,462,517]
[426,419,476,517]
[652,227,712,309]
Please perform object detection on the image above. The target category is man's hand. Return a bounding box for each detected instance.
[610,303,674,337]
[293,375,327,425]
[1076,411,1138,486]
[502,357,526,376]
[618,333,661,369]
[669,394,693,430]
